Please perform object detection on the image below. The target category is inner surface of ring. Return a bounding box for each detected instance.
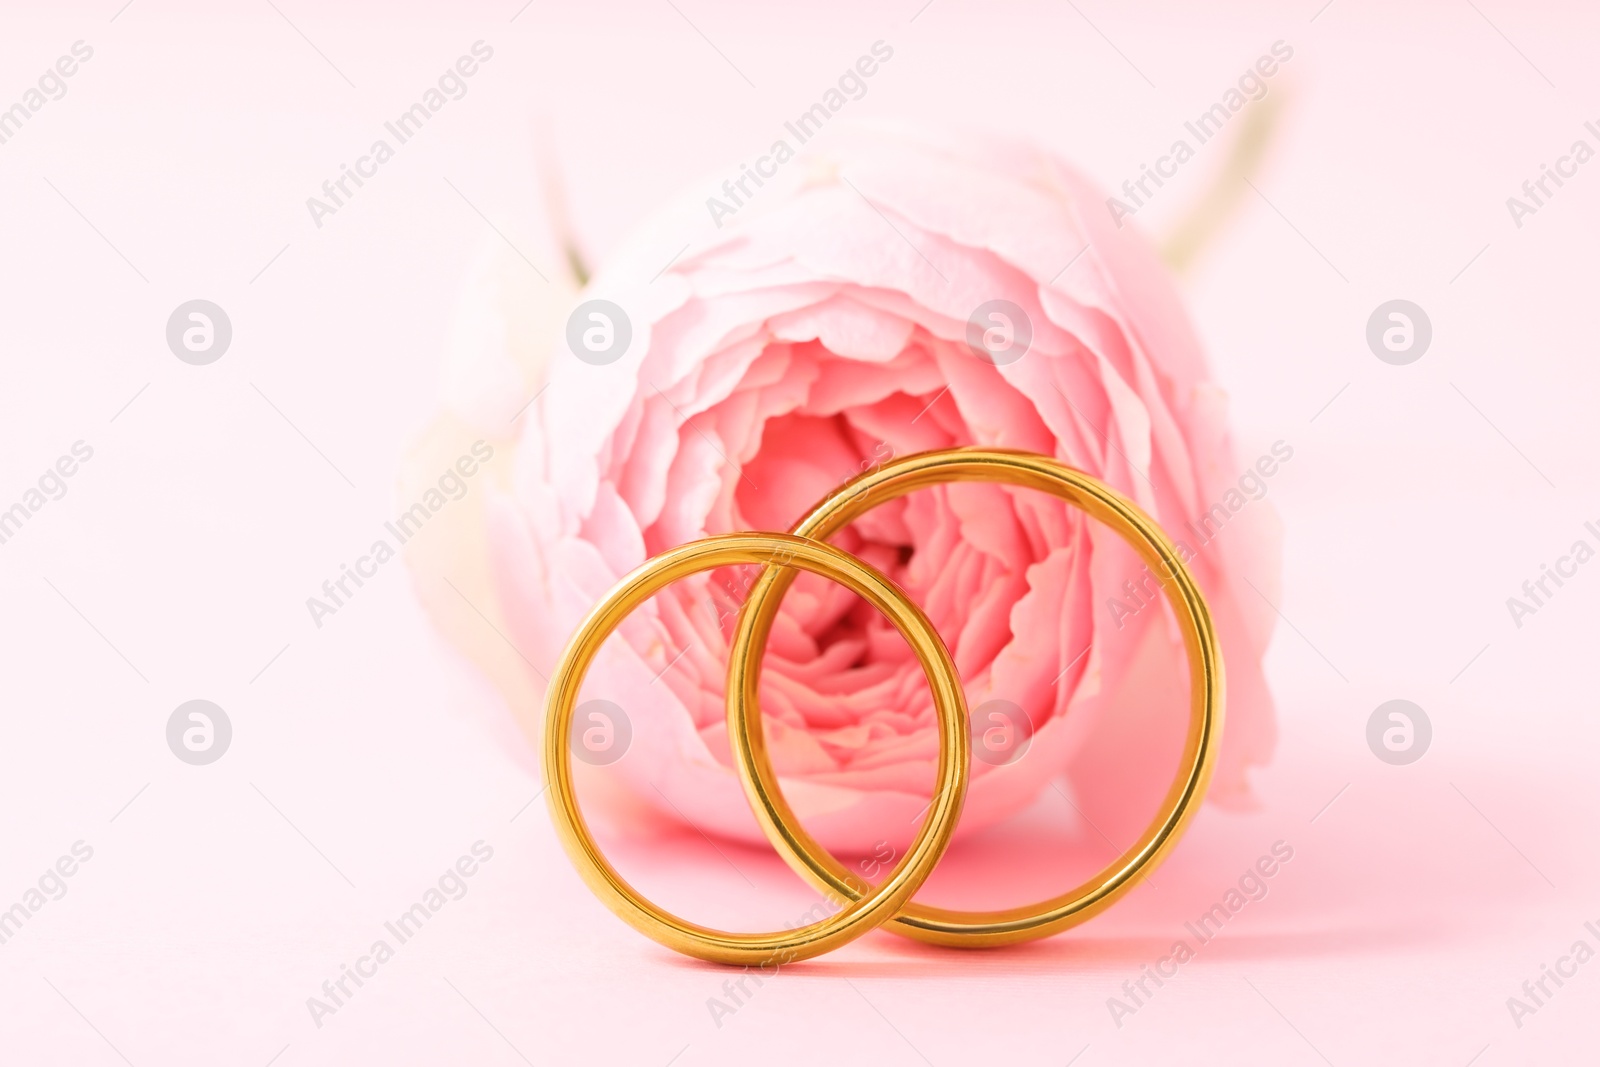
[726,448,1222,944]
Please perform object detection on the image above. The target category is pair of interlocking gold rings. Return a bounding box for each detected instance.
[543,448,1224,965]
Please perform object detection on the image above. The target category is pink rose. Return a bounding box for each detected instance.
[480,124,1280,855]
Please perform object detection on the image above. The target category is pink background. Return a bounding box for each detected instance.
[1,1,1597,1063]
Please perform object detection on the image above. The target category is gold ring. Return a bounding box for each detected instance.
[543,532,971,965]
[727,447,1224,947]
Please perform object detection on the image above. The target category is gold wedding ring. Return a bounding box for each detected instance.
[727,447,1224,947]
[543,533,970,966]
[544,448,1224,962]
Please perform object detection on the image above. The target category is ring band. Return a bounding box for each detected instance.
[726,448,1225,947]
[543,532,971,965]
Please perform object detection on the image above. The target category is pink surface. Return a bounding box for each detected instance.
[0,2,1597,1065]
